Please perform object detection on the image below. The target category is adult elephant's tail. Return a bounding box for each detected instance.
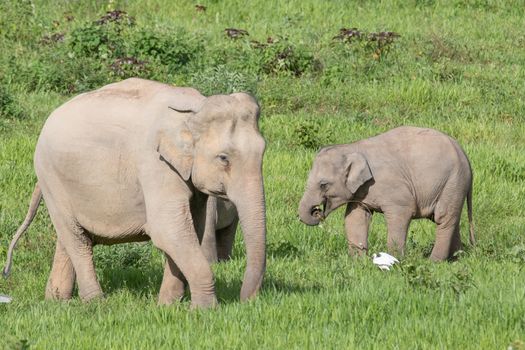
[467,183,475,246]
[2,184,42,278]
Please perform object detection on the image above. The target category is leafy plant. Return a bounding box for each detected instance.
[130,28,201,73]
[268,239,300,258]
[258,37,315,77]
[293,119,332,150]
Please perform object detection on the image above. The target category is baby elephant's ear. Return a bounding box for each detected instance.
[344,153,373,194]
[157,122,194,181]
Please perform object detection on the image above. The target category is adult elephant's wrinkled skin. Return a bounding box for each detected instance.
[3,78,267,309]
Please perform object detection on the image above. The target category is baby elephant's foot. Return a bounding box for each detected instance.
[348,242,368,257]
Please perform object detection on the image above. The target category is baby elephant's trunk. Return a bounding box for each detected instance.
[298,191,322,226]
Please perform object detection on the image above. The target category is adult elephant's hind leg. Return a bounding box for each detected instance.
[47,206,103,301]
[158,253,186,305]
[45,240,75,300]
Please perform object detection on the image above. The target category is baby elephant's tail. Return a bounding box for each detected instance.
[467,183,475,246]
[2,184,42,278]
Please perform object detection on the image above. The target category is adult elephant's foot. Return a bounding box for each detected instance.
[80,288,104,302]
[158,286,185,305]
[158,255,187,305]
[190,293,218,309]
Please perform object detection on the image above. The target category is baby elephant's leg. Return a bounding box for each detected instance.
[344,203,372,256]
[384,208,412,257]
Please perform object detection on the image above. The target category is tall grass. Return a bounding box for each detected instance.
[1,0,524,348]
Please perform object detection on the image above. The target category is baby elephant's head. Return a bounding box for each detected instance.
[298,147,373,226]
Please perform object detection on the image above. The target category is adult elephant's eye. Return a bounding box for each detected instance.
[218,153,229,165]
[320,181,328,190]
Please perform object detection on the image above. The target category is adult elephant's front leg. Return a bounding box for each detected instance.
[158,254,187,305]
[344,203,372,256]
[149,199,217,309]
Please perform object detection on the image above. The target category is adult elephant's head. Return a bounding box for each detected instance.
[157,92,266,301]
[298,146,373,226]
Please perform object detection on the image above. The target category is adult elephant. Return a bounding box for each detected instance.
[3,78,266,308]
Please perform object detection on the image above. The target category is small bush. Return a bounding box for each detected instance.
[130,28,202,73]
[69,11,135,60]
[258,38,315,77]
[293,119,332,150]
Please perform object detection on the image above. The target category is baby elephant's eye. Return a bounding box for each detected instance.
[320,181,328,190]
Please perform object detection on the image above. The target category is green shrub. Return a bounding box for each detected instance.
[258,38,315,77]
[293,119,333,150]
[130,28,202,73]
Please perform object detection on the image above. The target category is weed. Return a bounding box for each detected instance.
[507,244,525,264]
[268,239,300,258]
[402,262,475,296]
[258,38,315,77]
[293,119,332,150]
[0,83,24,120]
[94,243,153,270]
[333,27,400,61]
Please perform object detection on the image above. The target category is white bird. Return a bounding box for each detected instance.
[372,252,399,271]
[0,294,12,303]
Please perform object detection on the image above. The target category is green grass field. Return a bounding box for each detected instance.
[1,0,525,348]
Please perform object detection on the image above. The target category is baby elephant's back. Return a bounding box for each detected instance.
[377,126,472,203]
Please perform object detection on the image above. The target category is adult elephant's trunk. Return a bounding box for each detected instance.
[229,177,266,301]
[298,190,322,226]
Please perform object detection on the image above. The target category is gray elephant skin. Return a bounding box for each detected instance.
[201,196,238,263]
[299,126,475,261]
[3,78,266,308]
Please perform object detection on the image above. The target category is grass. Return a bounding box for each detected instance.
[1,0,525,348]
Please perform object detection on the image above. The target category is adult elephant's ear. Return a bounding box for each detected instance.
[157,121,194,181]
[344,153,373,194]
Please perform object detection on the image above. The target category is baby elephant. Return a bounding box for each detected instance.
[299,126,475,261]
